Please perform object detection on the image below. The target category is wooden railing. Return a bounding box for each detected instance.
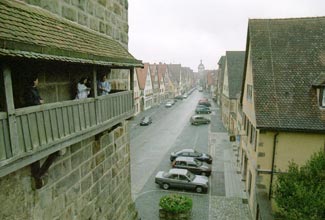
[0,91,134,174]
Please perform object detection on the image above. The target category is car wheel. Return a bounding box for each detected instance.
[162,183,170,190]
[196,186,203,193]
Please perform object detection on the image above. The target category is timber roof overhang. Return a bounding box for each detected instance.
[0,0,143,68]
[241,17,325,132]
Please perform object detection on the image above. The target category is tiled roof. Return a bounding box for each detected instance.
[312,72,325,87]
[149,64,157,85]
[168,64,181,84]
[136,63,149,90]
[157,63,167,85]
[247,17,325,132]
[0,0,143,67]
[226,51,245,98]
[218,56,226,90]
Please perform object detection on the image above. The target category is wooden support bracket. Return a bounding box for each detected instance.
[31,152,59,189]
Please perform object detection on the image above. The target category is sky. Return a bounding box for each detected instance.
[128,0,325,71]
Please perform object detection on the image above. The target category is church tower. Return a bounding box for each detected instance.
[198,59,205,74]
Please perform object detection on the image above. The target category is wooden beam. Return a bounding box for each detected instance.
[2,65,21,157]
[93,67,98,98]
[130,68,135,109]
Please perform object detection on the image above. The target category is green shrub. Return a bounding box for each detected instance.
[274,151,325,220]
[159,194,193,213]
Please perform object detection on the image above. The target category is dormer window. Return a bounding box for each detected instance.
[312,73,325,108]
[321,87,325,107]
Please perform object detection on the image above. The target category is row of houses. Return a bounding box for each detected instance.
[133,63,196,114]
[215,17,325,219]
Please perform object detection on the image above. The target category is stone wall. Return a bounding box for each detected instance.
[0,122,138,220]
[22,0,129,48]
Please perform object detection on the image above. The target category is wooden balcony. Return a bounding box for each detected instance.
[0,91,134,177]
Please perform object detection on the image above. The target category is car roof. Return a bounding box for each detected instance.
[192,115,207,118]
[169,168,188,175]
[177,149,195,154]
[175,156,195,162]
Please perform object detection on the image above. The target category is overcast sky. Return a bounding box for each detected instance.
[128,0,325,71]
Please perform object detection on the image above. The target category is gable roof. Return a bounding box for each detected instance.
[157,63,167,85]
[244,17,325,132]
[225,51,245,98]
[0,0,143,68]
[136,63,149,90]
[217,56,226,90]
[168,64,182,84]
[149,64,157,80]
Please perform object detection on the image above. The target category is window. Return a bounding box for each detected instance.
[321,87,325,107]
[247,85,253,102]
[250,125,255,145]
[179,175,189,182]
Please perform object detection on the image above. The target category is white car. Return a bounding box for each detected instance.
[165,100,175,107]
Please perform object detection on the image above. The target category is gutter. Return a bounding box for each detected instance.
[269,132,279,200]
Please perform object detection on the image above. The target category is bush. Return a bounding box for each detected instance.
[274,151,325,220]
[159,194,193,213]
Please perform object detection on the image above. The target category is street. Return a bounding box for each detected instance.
[129,90,251,220]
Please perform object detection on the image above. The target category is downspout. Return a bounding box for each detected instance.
[269,132,279,200]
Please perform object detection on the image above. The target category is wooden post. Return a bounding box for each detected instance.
[93,67,101,125]
[93,67,97,98]
[130,68,135,110]
[2,65,21,157]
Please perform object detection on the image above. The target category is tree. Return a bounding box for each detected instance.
[274,151,325,220]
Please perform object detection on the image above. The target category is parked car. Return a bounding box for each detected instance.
[195,107,211,114]
[190,115,210,125]
[155,168,209,193]
[174,95,184,100]
[165,100,175,107]
[182,94,188,99]
[198,100,211,107]
[172,157,212,176]
[140,116,152,126]
[170,149,213,164]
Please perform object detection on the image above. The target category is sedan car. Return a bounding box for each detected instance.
[140,116,152,126]
[190,115,210,125]
[170,149,212,164]
[195,107,211,114]
[172,157,212,176]
[198,100,211,107]
[165,100,175,108]
[155,168,209,193]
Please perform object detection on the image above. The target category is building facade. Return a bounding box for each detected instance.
[240,17,325,220]
[0,1,142,220]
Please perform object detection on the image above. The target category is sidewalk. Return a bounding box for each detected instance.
[208,104,251,220]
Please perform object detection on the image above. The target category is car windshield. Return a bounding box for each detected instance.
[185,171,195,181]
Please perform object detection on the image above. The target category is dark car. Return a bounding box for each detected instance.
[172,157,212,176]
[140,116,152,126]
[155,168,209,193]
[198,100,211,107]
[170,149,213,164]
[174,95,184,100]
[195,107,211,114]
[190,115,210,125]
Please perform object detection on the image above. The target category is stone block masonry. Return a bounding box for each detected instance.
[23,0,129,47]
[0,122,138,220]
